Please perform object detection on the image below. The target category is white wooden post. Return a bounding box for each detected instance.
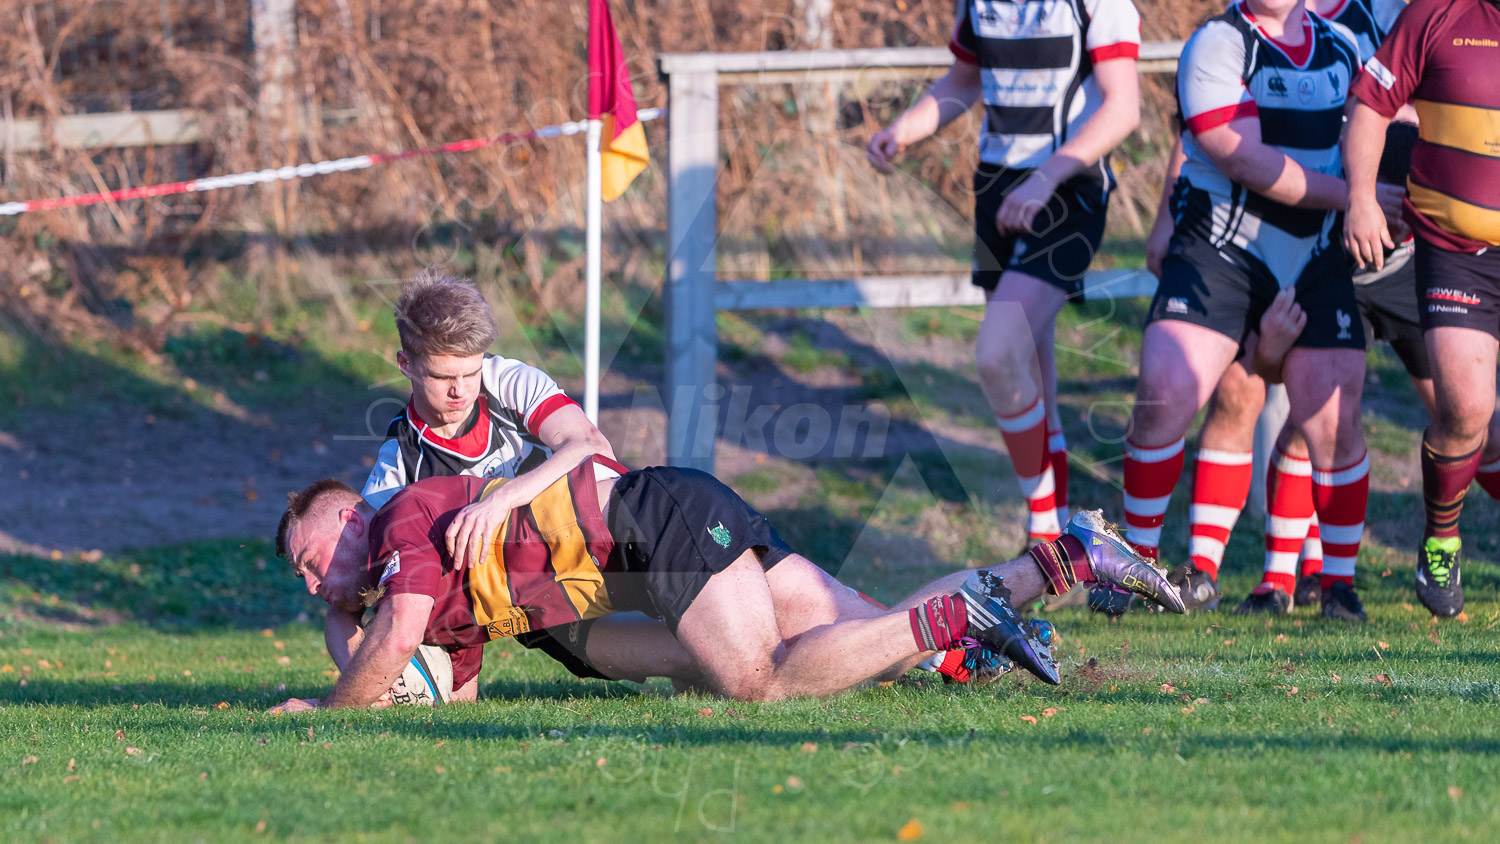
[663,66,720,472]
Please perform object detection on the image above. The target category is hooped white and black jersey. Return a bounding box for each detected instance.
[1174,3,1362,283]
[950,0,1141,179]
[1319,0,1406,63]
[361,355,579,509]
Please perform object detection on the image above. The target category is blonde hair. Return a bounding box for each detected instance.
[394,267,498,360]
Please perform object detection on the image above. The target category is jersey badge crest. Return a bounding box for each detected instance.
[708,522,732,549]
[378,551,402,585]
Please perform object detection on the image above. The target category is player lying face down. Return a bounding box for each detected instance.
[271,456,1185,710]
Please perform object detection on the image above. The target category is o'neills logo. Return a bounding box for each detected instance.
[1453,37,1499,47]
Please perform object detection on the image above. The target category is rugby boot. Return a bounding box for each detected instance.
[1321,582,1368,623]
[1415,536,1464,618]
[1066,509,1187,614]
[1167,563,1222,612]
[1233,584,1293,615]
[955,571,1061,684]
[1293,574,1322,610]
[937,645,1013,686]
[1086,584,1137,617]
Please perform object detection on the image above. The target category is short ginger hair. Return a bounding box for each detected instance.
[394,267,498,361]
[275,478,363,560]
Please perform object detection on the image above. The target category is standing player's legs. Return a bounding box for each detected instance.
[1283,346,1370,621]
[977,272,1068,544]
[1238,425,1315,614]
[1123,321,1242,561]
[1179,356,1266,609]
[1418,327,1498,614]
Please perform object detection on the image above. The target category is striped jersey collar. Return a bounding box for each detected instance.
[1239,2,1315,68]
[406,395,493,459]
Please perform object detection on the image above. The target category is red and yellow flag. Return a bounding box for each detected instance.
[588,0,649,201]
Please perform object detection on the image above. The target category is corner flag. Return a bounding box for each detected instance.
[588,0,649,201]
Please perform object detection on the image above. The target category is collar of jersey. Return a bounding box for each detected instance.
[1240,2,1315,69]
[407,395,494,459]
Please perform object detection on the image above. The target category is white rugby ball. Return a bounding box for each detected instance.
[389,644,454,706]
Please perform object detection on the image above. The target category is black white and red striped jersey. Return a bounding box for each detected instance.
[949,0,1141,178]
[361,354,579,509]
[1174,3,1362,282]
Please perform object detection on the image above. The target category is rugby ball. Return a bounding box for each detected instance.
[389,644,454,706]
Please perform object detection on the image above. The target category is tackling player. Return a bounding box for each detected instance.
[866,0,1142,545]
[1345,0,1500,617]
[270,457,1184,709]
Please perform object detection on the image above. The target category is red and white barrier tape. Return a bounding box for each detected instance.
[0,107,663,217]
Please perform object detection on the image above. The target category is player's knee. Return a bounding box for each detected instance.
[717,664,782,702]
[975,335,1036,390]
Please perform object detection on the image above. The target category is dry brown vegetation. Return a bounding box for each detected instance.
[0,0,1217,350]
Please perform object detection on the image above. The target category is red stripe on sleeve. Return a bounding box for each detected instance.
[1184,101,1260,136]
[949,38,977,64]
[526,393,580,438]
[1088,42,1140,63]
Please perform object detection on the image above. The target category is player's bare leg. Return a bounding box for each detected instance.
[1415,327,1500,616]
[1283,347,1370,621]
[977,272,1069,543]
[583,613,703,686]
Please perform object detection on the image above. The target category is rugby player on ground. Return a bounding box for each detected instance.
[1115,0,1377,621]
[1345,0,1500,617]
[268,459,1185,709]
[867,0,1143,547]
[351,270,1005,690]
[342,269,697,694]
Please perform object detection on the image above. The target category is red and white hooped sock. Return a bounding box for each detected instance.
[1262,446,1313,595]
[1049,428,1070,527]
[1475,455,1500,501]
[997,399,1060,542]
[1187,448,1253,581]
[1299,515,1324,579]
[1122,437,1186,562]
[1313,453,1370,589]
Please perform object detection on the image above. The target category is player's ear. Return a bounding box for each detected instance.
[340,507,367,538]
[396,350,415,379]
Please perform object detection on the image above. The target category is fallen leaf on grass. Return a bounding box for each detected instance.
[773,784,784,794]
[1456,612,1470,624]
[1223,639,1235,646]
[1287,687,1299,696]
[1041,707,1062,718]
[1381,568,1392,577]
[114,730,125,742]
[67,758,75,771]
[1019,715,1038,725]
[63,775,80,784]
[1159,683,1175,693]
[800,742,818,753]
[596,757,607,768]
[1142,727,1153,735]
[950,802,969,812]
[786,776,803,790]
[897,818,924,840]
[0,665,10,673]
[124,747,142,756]
[273,641,285,651]
[1193,698,1209,705]
[307,727,315,741]
[1275,634,1288,643]
[1448,786,1462,801]
[322,743,332,750]
[1402,602,1415,612]
[1371,674,1393,685]
[276,656,291,665]
[216,702,229,710]
[255,820,267,833]
[434,765,446,774]
[1331,672,1342,683]
[1377,641,1390,649]
[199,772,208,781]
[697,708,714,718]
[21,755,37,766]
[1181,706,1195,714]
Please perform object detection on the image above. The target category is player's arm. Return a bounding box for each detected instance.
[1194,117,1348,211]
[320,593,434,709]
[1343,98,1396,269]
[445,403,612,569]
[1146,134,1186,278]
[867,57,982,174]
[997,56,1140,233]
[324,607,364,672]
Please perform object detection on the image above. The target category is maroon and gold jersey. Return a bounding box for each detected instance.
[1352,0,1500,251]
[364,455,627,687]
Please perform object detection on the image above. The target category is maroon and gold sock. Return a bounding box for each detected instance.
[908,594,969,652]
[1421,439,1481,539]
[1027,534,1095,596]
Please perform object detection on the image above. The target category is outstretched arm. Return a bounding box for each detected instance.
[866,58,983,174]
[274,593,435,713]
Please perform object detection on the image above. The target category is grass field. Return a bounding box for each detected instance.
[5,285,1500,841]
